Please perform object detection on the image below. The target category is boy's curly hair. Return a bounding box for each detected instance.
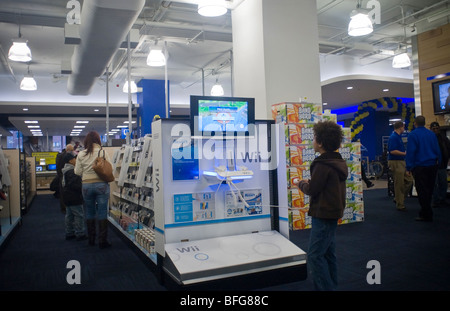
[313,121,344,152]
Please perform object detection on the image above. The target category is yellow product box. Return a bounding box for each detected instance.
[272,102,322,124]
[287,145,316,166]
[288,166,311,187]
[289,208,312,230]
[340,142,361,162]
[346,181,363,203]
[347,161,362,183]
[346,201,365,222]
[285,123,315,145]
[322,110,337,122]
[288,188,309,208]
[342,127,352,144]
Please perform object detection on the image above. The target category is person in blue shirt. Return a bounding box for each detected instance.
[388,121,413,211]
[406,116,441,222]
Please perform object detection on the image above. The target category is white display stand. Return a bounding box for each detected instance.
[164,230,306,285]
[151,119,306,288]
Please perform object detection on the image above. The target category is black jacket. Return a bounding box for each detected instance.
[298,152,348,219]
[62,164,83,206]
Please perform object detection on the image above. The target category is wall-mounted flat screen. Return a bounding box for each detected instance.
[190,95,255,138]
[432,78,450,115]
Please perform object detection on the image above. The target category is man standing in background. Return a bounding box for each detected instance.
[406,116,441,222]
[388,121,413,211]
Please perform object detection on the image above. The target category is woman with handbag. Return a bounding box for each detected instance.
[74,131,112,249]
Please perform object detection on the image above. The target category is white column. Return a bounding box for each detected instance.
[232,0,322,119]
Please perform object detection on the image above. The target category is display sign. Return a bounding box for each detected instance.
[32,152,59,165]
[173,192,216,223]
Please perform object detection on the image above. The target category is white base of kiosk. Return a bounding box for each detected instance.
[163,230,306,287]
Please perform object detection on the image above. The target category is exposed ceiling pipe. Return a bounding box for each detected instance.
[67,0,145,95]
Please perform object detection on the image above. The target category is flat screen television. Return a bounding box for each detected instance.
[47,164,57,171]
[190,95,255,138]
[432,78,450,115]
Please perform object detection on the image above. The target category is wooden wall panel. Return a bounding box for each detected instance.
[417,23,450,126]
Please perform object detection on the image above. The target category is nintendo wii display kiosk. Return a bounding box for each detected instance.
[151,96,307,289]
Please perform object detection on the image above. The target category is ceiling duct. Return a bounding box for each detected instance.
[67,0,145,95]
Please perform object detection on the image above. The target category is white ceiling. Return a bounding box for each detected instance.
[0,0,449,138]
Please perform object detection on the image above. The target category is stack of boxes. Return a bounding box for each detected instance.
[272,103,364,230]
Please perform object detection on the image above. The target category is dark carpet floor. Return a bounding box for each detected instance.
[1,188,450,292]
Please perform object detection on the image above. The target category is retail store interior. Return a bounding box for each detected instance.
[1,0,450,292]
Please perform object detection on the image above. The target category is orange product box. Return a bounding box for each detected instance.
[289,208,311,230]
[285,123,315,145]
[288,145,316,166]
[288,166,311,187]
[288,188,309,208]
[272,102,322,123]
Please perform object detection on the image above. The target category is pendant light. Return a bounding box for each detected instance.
[392,52,411,68]
[146,49,166,67]
[20,69,37,91]
[198,0,227,17]
[211,78,224,96]
[392,10,411,69]
[8,24,32,62]
[347,1,373,37]
[122,80,138,93]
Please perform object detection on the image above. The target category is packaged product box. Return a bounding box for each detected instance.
[345,201,364,223]
[288,188,309,208]
[342,127,352,144]
[289,208,311,230]
[285,123,315,145]
[272,102,322,123]
[288,166,311,187]
[287,145,316,166]
[340,143,361,163]
[347,161,362,183]
[322,110,337,123]
[346,181,363,203]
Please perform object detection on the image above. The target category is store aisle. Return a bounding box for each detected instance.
[1,189,450,291]
[0,193,166,291]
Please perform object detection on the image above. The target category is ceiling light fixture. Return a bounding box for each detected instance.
[211,78,224,96]
[348,1,373,37]
[8,23,32,62]
[20,76,37,91]
[122,80,138,93]
[392,52,411,68]
[392,7,411,69]
[146,49,166,67]
[198,0,227,17]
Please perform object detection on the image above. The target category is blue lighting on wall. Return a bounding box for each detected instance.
[330,105,359,116]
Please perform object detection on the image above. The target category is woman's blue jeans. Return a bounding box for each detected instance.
[308,217,338,291]
[82,182,110,220]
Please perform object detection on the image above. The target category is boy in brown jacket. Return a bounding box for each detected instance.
[296,121,348,290]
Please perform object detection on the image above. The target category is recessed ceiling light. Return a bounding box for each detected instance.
[123,121,136,124]
[23,108,29,111]
[24,121,38,124]
[94,109,99,112]
[323,102,328,106]
[74,125,85,128]
[117,125,127,128]
[27,125,40,128]
[347,86,353,90]
[383,88,389,92]
[76,121,89,124]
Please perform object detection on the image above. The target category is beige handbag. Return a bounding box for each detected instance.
[93,148,115,182]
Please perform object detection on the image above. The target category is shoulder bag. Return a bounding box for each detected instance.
[93,148,115,183]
